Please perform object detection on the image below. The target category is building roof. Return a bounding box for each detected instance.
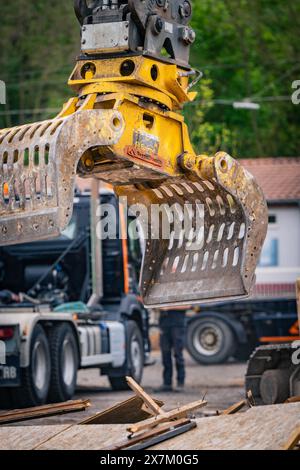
[76,157,300,203]
[239,157,300,203]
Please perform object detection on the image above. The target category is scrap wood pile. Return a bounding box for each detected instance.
[81,379,259,450]
[283,427,300,451]
[107,377,207,450]
[0,380,299,450]
[0,399,91,425]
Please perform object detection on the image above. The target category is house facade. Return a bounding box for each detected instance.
[241,158,300,296]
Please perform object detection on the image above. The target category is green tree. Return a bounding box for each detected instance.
[0,0,298,158]
[0,1,79,128]
[189,0,300,157]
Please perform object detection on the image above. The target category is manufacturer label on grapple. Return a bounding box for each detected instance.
[124,130,163,168]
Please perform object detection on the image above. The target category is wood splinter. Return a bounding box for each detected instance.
[283,427,300,450]
[125,376,206,435]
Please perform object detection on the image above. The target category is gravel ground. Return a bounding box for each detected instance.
[10,352,247,426]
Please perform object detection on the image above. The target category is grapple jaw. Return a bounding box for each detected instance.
[0,105,267,308]
[0,110,124,245]
[120,153,268,308]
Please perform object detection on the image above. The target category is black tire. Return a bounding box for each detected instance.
[10,324,51,408]
[187,317,236,365]
[260,369,291,405]
[48,323,79,403]
[109,321,144,391]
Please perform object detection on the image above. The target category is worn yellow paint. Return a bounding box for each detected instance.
[96,95,195,176]
[69,56,196,109]
[66,55,201,178]
[1,55,203,183]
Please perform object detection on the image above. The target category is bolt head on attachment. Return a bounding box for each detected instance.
[180,1,192,19]
[177,153,196,172]
[153,17,164,35]
[80,151,95,172]
[182,27,196,45]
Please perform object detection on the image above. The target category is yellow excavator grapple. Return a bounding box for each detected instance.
[0,1,268,308]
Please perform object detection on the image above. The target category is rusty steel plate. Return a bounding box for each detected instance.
[0,109,124,245]
[122,154,268,307]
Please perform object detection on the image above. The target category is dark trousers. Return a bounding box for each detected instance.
[160,326,185,386]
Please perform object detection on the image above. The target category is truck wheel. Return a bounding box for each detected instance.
[109,321,144,391]
[11,324,51,408]
[187,317,236,365]
[259,369,291,405]
[48,323,79,403]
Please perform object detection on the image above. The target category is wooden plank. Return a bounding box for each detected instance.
[80,396,164,425]
[246,390,255,407]
[0,400,90,425]
[283,427,300,450]
[1,403,300,450]
[127,399,207,434]
[151,403,300,451]
[0,425,70,450]
[126,376,164,416]
[38,424,129,450]
[220,399,247,415]
[128,422,197,451]
[108,418,191,450]
[285,396,300,404]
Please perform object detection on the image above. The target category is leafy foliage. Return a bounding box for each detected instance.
[0,0,298,157]
[189,0,300,157]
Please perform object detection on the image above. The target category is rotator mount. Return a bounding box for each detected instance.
[74,0,195,68]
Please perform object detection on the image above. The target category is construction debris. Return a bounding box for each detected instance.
[80,396,164,425]
[219,399,248,416]
[283,427,300,450]
[1,378,299,451]
[286,396,300,404]
[218,390,255,416]
[125,377,206,436]
[109,419,196,451]
[246,390,256,407]
[0,399,90,425]
[1,403,299,450]
[127,399,207,435]
[83,378,206,449]
[126,376,165,417]
[150,403,300,451]
[82,376,205,449]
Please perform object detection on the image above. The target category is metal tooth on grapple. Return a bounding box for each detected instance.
[0,109,124,246]
[122,155,268,308]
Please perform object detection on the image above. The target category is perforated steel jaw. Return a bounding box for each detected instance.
[0,109,124,245]
[120,153,268,308]
[0,105,267,308]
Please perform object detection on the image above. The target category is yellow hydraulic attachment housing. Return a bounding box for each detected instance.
[0,1,268,308]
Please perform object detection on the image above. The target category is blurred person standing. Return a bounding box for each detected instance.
[155,309,186,392]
